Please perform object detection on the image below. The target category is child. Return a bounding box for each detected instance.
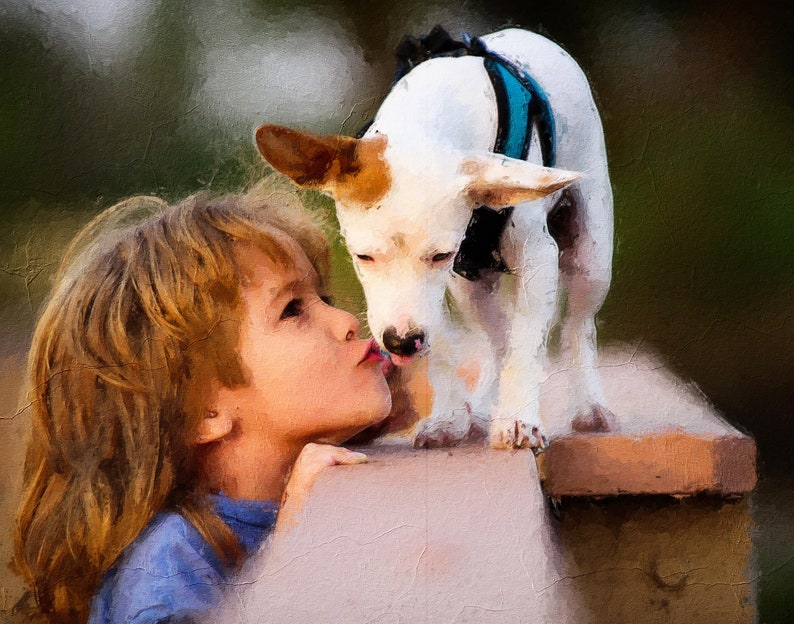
[12,185,392,624]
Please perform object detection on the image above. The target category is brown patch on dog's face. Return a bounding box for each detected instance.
[255,124,390,206]
[332,134,391,206]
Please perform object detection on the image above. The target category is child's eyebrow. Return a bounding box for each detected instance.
[268,270,320,302]
[269,279,303,302]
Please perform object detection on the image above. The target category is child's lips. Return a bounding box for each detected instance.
[359,339,387,366]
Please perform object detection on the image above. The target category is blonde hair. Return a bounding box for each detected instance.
[13,179,330,623]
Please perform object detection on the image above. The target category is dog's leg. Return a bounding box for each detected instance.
[447,272,510,360]
[559,304,614,432]
[489,209,559,450]
[412,318,496,448]
[446,274,505,434]
[557,179,616,432]
[412,364,472,448]
[414,330,472,448]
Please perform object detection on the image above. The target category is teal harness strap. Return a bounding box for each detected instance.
[453,39,556,280]
[487,58,533,159]
[483,54,556,166]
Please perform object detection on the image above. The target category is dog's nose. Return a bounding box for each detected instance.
[382,327,425,356]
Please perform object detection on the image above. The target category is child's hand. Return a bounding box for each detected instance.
[285,443,367,500]
[277,443,368,531]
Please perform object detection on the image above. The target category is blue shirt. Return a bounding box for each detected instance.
[88,494,279,623]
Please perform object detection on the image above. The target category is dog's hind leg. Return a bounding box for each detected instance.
[556,177,616,432]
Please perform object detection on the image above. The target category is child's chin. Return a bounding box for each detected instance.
[366,385,393,424]
[377,392,393,420]
[332,395,391,441]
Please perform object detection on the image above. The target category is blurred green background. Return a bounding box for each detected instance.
[0,0,791,619]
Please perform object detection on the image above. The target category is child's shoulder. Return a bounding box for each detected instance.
[123,511,225,575]
[88,511,226,624]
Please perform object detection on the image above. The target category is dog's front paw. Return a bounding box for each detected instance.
[489,418,548,451]
[413,417,469,448]
[572,404,616,433]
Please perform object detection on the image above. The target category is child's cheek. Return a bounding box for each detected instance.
[314,339,335,363]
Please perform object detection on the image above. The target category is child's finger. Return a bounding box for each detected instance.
[330,448,368,465]
[279,445,369,532]
[295,443,367,472]
[304,443,367,467]
[282,445,368,509]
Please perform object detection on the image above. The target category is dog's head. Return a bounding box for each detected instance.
[255,124,578,365]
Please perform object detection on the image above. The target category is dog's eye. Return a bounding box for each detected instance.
[431,252,454,263]
[355,254,374,262]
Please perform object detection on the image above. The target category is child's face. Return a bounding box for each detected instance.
[212,233,391,450]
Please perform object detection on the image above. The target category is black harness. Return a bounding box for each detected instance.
[359,25,557,281]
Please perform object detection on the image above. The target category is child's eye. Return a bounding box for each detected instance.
[280,298,303,320]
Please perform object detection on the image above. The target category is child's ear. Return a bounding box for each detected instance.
[195,409,233,445]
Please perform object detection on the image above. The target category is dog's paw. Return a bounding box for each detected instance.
[412,418,469,448]
[489,418,548,452]
[572,404,616,433]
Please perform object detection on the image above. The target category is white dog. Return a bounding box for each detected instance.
[255,27,614,449]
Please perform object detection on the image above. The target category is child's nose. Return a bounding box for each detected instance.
[330,305,360,341]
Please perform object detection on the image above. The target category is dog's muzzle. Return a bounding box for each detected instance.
[382,327,425,357]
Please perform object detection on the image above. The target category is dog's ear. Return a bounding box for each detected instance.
[461,153,580,207]
[255,124,390,204]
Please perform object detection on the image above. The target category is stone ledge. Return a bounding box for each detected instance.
[537,430,756,497]
[216,347,759,623]
[220,445,755,623]
[376,346,758,498]
[536,347,757,497]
